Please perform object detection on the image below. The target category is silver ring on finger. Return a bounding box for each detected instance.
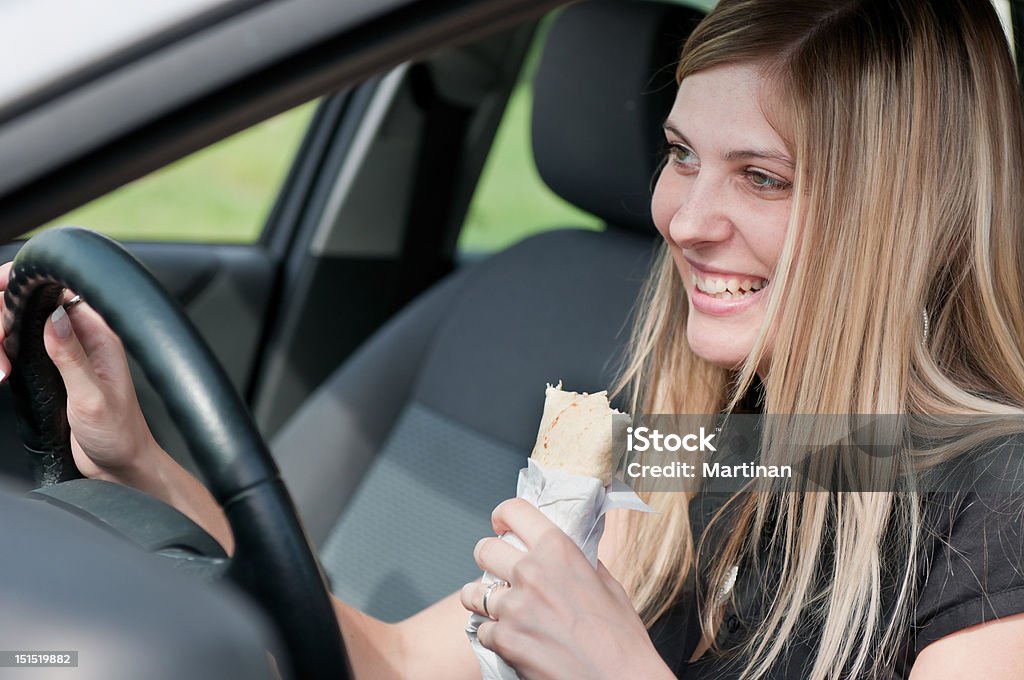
[63,295,84,311]
[482,579,509,619]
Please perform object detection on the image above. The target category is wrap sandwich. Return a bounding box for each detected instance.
[465,383,648,680]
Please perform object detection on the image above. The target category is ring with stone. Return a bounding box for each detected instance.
[482,579,509,619]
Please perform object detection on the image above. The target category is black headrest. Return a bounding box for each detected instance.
[532,0,704,233]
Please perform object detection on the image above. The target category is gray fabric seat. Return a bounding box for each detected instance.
[271,0,703,622]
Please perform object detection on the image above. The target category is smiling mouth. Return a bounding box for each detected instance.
[691,272,769,300]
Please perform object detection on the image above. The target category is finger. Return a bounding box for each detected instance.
[43,305,104,406]
[473,536,525,579]
[491,498,559,548]
[60,299,121,359]
[460,580,510,619]
[0,336,9,385]
[459,580,479,614]
[475,620,507,657]
[0,264,12,383]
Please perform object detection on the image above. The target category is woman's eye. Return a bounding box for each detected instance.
[744,169,791,193]
[665,142,698,168]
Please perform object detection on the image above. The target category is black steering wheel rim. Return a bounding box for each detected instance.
[2,227,349,680]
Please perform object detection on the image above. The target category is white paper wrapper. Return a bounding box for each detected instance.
[464,459,654,679]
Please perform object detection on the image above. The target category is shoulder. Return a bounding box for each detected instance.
[910,611,1024,679]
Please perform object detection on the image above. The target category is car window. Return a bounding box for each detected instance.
[36,101,317,244]
[457,29,601,256]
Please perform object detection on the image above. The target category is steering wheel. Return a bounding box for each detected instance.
[2,227,350,680]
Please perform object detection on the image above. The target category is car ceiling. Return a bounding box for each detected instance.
[0,0,566,242]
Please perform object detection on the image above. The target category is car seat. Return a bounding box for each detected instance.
[271,0,703,622]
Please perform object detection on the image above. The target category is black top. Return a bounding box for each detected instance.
[647,487,1024,678]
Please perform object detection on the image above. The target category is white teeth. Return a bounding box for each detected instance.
[692,271,769,299]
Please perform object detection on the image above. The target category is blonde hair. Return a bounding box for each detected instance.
[614,1,1024,678]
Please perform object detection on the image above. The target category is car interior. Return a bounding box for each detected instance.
[2,0,1021,678]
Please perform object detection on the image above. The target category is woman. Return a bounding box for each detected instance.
[3,0,1024,677]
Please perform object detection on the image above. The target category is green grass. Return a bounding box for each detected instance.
[458,17,602,253]
[458,81,602,253]
[42,102,318,243]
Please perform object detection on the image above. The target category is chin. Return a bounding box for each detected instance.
[686,321,754,370]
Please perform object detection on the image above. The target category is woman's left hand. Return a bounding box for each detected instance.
[460,498,672,680]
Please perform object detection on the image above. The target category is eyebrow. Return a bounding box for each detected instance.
[662,121,794,169]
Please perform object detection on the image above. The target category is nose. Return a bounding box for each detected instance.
[665,174,733,250]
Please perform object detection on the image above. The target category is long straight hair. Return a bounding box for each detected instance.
[614,1,1024,677]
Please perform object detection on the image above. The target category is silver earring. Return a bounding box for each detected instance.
[921,307,930,345]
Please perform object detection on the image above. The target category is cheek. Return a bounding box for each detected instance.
[746,206,790,265]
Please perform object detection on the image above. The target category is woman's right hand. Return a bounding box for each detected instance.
[0,261,164,483]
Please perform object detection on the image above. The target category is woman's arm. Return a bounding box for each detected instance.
[117,445,235,553]
[335,591,480,680]
[910,612,1024,678]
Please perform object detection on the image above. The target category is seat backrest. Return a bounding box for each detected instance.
[272,0,704,622]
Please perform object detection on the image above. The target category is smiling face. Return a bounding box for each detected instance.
[651,63,794,370]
